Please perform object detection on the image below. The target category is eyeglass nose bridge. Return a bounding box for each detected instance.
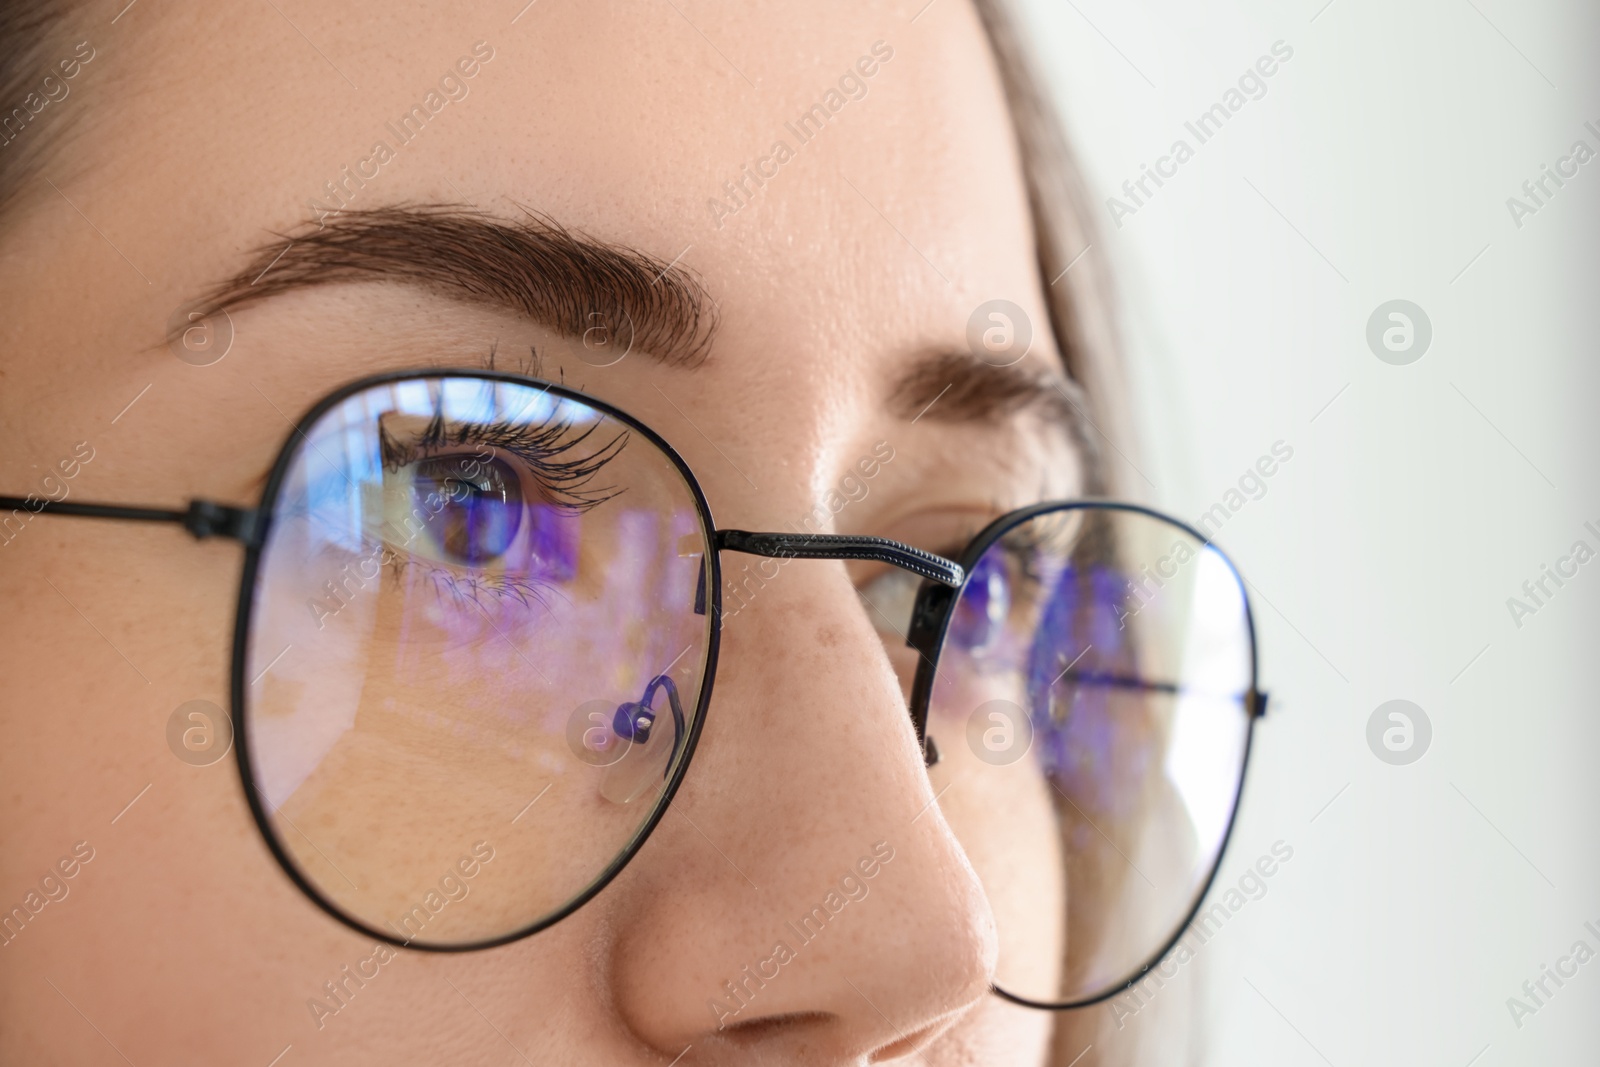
[675,524,960,617]
[677,527,965,617]
[712,529,965,588]
[708,528,963,769]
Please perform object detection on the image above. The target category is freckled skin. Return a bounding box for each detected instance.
[0,2,1075,1064]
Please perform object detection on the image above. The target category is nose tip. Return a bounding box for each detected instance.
[603,575,1003,1064]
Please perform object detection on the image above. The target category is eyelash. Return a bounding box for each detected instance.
[371,407,628,613]
[390,560,564,620]
[379,407,629,513]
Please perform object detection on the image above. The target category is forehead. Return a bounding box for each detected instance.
[55,1,1045,371]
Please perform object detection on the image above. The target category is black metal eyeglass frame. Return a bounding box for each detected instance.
[0,368,1267,1012]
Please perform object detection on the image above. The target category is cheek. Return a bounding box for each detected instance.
[927,711,1066,998]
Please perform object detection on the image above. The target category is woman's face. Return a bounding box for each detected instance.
[0,1,1084,1062]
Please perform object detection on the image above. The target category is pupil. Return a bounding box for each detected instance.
[413,454,524,566]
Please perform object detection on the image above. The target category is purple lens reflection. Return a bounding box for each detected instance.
[922,504,1254,1008]
[949,550,1009,653]
[1026,563,1152,817]
[242,375,715,950]
[526,504,579,581]
[412,454,524,566]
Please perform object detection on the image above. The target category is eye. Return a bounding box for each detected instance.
[411,453,524,567]
[949,550,1011,654]
[859,565,922,640]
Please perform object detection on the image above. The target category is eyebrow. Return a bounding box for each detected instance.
[888,349,1095,459]
[198,204,1092,461]
[192,205,720,367]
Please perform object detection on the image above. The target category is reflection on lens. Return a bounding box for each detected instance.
[410,453,524,565]
[927,504,1254,1006]
[243,376,713,947]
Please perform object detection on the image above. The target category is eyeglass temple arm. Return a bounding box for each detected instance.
[715,529,965,588]
[1053,667,1270,718]
[0,496,262,544]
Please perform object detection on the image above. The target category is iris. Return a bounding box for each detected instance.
[412,454,523,566]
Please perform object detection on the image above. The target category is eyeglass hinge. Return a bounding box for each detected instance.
[183,500,264,546]
[905,583,953,656]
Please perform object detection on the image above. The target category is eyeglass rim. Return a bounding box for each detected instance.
[4,367,1270,997]
[229,368,727,953]
[904,499,1264,1010]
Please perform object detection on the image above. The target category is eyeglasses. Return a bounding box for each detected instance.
[1,369,1265,1010]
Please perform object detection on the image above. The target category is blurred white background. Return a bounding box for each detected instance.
[1009,0,1600,1062]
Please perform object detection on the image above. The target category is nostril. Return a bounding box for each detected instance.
[867,1017,948,1063]
[717,1010,835,1045]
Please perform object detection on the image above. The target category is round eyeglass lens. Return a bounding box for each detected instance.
[242,376,714,947]
[922,504,1255,1006]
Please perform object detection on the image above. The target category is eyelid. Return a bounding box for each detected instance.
[379,412,627,513]
[374,451,576,614]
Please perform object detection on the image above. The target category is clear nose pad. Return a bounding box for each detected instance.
[600,675,686,805]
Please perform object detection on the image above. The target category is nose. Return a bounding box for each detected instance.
[603,560,997,1063]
